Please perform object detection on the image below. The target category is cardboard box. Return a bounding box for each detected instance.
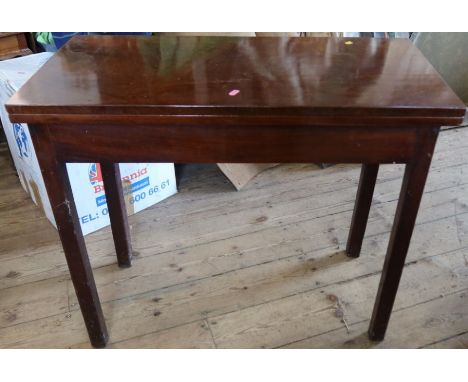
[0,53,177,235]
[217,163,278,190]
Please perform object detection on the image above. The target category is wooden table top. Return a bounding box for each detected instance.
[6,35,466,125]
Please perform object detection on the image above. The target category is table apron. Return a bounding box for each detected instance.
[41,124,437,164]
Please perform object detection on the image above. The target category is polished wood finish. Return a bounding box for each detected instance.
[346,164,379,258]
[101,162,133,268]
[369,128,439,340]
[48,124,423,164]
[6,36,466,348]
[28,125,108,348]
[7,35,465,126]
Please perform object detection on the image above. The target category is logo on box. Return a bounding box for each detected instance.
[88,163,151,207]
[88,163,104,193]
[13,123,29,158]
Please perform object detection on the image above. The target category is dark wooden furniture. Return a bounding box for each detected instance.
[0,32,33,61]
[0,32,35,144]
[6,36,466,348]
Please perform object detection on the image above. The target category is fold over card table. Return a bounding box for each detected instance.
[6,36,466,347]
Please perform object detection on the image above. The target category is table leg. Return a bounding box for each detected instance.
[31,127,108,348]
[346,164,379,258]
[101,162,133,268]
[43,167,108,347]
[368,152,434,341]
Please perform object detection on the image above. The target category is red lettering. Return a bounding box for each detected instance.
[120,167,147,183]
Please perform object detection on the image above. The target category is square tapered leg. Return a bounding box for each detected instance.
[101,162,133,268]
[368,129,438,341]
[346,164,379,258]
[31,126,108,348]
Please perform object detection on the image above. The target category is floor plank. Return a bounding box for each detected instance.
[280,290,468,349]
[209,249,468,348]
[423,331,468,349]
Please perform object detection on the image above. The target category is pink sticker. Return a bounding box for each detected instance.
[228,89,240,96]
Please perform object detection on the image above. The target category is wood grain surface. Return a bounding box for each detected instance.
[6,36,465,125]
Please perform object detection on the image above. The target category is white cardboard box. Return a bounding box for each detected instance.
[0,53,177,235]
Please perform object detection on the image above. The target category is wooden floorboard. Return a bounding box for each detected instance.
[0,127,467,348]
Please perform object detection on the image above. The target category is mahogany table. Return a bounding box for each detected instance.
[6,36,466,348]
